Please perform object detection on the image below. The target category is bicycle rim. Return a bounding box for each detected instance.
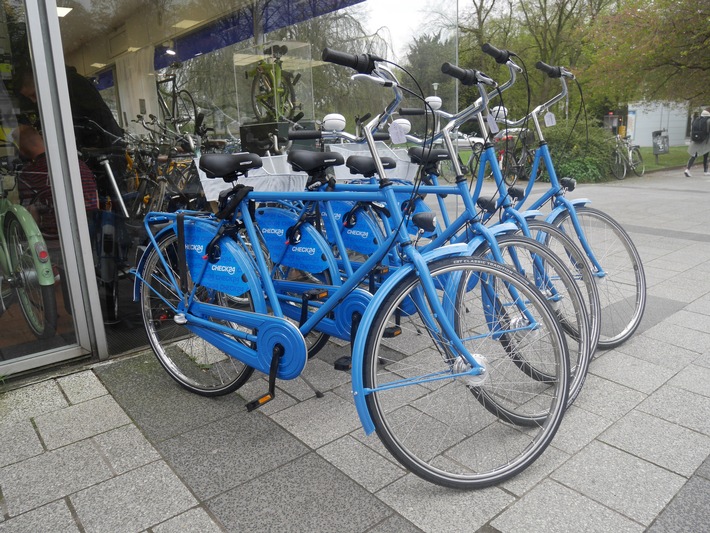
[553,207,646,349]
[363,256,569,489]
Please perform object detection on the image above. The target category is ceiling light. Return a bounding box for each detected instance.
[127,47,141,52]
[165,49,176,56]
[90,63,106,68]
[172,19,200,29]
[57,7,72,17]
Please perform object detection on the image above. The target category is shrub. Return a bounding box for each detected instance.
[541,122,616,183]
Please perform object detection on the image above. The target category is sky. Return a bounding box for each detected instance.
[360,0,458,61]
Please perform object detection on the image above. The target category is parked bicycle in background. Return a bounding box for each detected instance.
[610,134,644,179]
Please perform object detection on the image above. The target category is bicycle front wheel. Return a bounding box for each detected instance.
[630,147,645,176]
[139,230,255,396]
[5,214,57,339]
[552,207,646,349]
[363,256,569,489]
[475,234,592,407]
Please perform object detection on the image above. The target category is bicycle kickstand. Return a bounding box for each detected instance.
[246,344,284,412]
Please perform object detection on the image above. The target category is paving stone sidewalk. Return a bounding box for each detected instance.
[0,168,709,532]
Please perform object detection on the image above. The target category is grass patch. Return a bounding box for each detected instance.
[639,145,689,172]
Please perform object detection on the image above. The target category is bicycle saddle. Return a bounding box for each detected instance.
[407,147,450,165]
[346,155,396,178]
[199,153,263,181]
[287,150,344,175]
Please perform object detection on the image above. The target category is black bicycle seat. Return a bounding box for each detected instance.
[199,153,263,181]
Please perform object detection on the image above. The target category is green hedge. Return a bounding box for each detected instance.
[541,123,616,183]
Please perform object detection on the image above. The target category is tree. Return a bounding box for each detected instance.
[585,0,710,105]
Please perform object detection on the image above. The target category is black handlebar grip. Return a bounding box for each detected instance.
[372,132,390,141]
[398,108,426,116]
[441,62,478,86]
[536,61,563,78]
[288,129,322,140]
[321,48,383,74]
[482,43,510,65]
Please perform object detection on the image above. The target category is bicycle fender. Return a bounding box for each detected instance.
[463,221,519,255]
[545,198,591,223]
[4,204,55,286]
[351,242,469,435]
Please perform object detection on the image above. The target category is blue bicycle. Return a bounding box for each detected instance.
[133,49,571,489]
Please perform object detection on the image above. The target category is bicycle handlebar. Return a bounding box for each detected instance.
[535,61,574,80]
[321,48,384,74]
[441,63,497,87]
[481,43,512,65]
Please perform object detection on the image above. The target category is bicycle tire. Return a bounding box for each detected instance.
[176,89,197,126]
[499,149,518,187]
[552,206,646,349]
[139,230,255,396]
[630,147,645,177]
[5,213,57,339]
[251,70,296,122]
[363,256,569,489]
[523,219,601,355]
[610,149,626,180]
[474,234,591,407]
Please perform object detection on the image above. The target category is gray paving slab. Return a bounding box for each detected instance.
[156,412,308,500]
[0,379,67,425]
[207,452,391,533]
[589,350,673,394]
[367,514,425,533]
[550,440,686,525]
[599,410,710,477]
[152,507,224,533]
[70,461,196,533]
[269,391,363,449]
[0,500,80,533]
[317,434,406,492]
[376,474,514,533]
[646,476,710,533]
[637,385,710,436]
[666,362,710,397]
[56,370,108,404]
[93,352,246,442]
[569,374,646,422]
[643,321,710,354]
[33,394,131,450]
[491,479,644,533]
[0,419,44,468]
[614,333,700,370]
[0,440,113,516]
[547,404,612,455]
[92,425,161,474]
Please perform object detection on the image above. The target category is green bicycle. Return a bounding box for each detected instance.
[0,148,57,338]
[246,44,300,122]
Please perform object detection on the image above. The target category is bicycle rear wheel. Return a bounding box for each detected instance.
[139,230,255,396]
[363,256,569,489]
[5,214,57,339]
[630,147,645,176]
[552,206,646,349]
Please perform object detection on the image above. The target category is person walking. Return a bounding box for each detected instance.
[685,108,710,177]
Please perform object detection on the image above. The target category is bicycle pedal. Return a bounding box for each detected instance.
[383,326,402,338]
[245,392,274,412]
[304,289,329,301]
[374,265,389,275]
[334,356,352,371]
